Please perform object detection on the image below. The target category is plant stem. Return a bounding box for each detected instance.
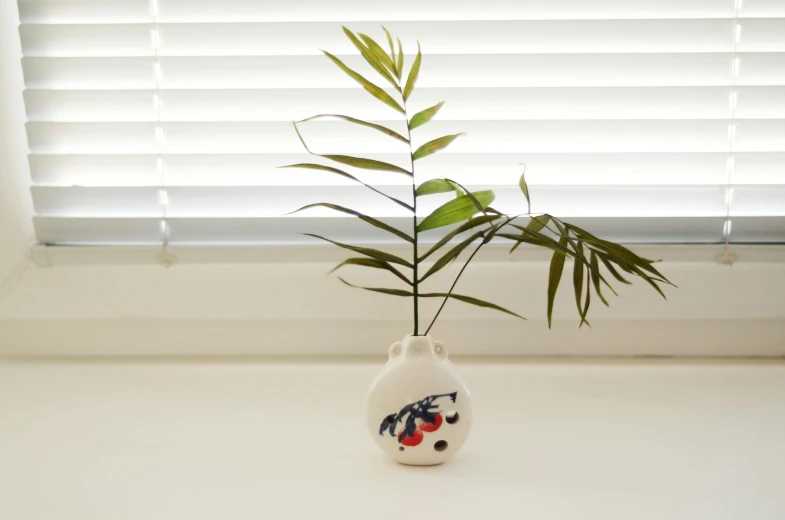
[403,100,418,335]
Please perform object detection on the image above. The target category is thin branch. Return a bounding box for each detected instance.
[424,216,517,335]
[423,237,484,336]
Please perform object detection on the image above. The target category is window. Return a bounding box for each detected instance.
[16,0,785,251]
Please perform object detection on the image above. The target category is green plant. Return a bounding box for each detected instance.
[284,27,673,335]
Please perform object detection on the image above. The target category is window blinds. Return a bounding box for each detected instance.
[17,0,785,247]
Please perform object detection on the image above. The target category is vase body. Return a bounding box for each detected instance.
[365,335,473,465]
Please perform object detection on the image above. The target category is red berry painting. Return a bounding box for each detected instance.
[379,392,457,447]
[398,429,424,447]
[419,413,443,433]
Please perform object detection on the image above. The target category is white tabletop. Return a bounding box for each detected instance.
[1,359,784,520]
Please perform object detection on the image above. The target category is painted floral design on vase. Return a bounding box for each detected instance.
[365,335,473,465]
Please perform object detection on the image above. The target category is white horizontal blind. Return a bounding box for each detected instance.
[17,0,785,247]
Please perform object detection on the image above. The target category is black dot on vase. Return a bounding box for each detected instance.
[384,414,396,424]
[445,411,460,424]
[399,447,405,452]
[434,440,448,452]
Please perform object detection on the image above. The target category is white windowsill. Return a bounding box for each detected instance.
[1,358,783,519]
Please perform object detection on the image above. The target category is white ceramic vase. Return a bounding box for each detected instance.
[365,335,473,465]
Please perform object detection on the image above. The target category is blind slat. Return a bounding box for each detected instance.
[27,54,784,89]
[19,0,785,23]
[33,216,785,246]
[36,185,766,218]
[25,120,785,154]
[20,20,785,58]
[28,152,785,187]
[15,0,747,24]
[22,87,785,122]
[22,20,785,57]
[31,185,785,219]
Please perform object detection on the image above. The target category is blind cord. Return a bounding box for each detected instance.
[151,0,176,267]
[717,0,742,266]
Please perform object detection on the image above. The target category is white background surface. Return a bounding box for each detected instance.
[2,359,784,519]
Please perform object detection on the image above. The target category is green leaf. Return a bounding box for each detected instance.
[360,33,398,77]
[419,231,485,282]
[498,233,542,253]
[412,134,464,161]
[513,214,630,296]
[567,223,672,286]
[359,32,397,71]
[417,190,495,232]
[420,292,525,320]
[342,27,399,89]
[611,257,668,297]
[304,234,413,268]
[291,122,411,176]
[627,264,668,300]
[518,165,531,214]
[599,254,632,284]
[322,50,404,113]
[409,102,444,130]
[444,178,485,214]
[593,239,665,278]
[278,163,413,212]
[590,251,610,306]
[420,215,501,261]
[573,250,584,323]
[329,258,412,286]
[415,178,462,197]
[382,26,397,72]
[325,154,411,175]
[572,241,591,327]
[339,277,413,297]
[527,215,550,233]
[396,39,404,81]
[546,236,569,328]
[403,42,421,101]
[548,220,620,297]
[290,203,414,243]
[507,216,551,252]
[614,246,669,282]
[510,224,572,257]
[580,272,591,328]
[297,114,408,143]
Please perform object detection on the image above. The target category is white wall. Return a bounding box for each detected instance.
[1,245,784,356]
[0,0,34,289]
